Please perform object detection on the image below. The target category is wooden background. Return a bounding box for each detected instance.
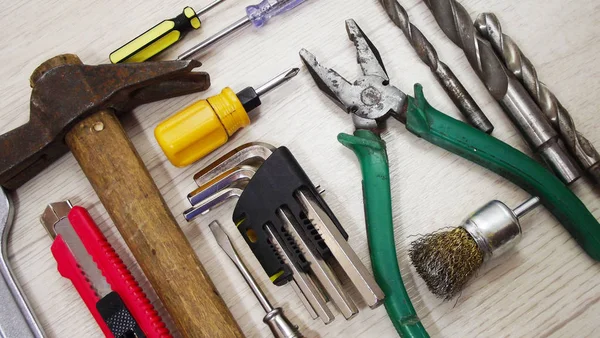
[0,0,598,337]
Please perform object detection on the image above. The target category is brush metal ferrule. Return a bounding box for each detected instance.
[460,200,522,260]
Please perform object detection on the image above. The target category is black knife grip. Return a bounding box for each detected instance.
[96,291,145,338]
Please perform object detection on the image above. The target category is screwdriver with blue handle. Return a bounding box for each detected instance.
[179,0,309,60]
[109,0,226,64]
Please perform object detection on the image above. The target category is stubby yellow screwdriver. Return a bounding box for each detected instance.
[109,0,226,64]
[155,67,299,167]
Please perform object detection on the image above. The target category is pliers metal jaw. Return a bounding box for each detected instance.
[299,19,406,132]
[299,16,600,337]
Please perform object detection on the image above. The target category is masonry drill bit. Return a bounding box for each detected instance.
[379,0,493,134]
[422,0,582,184]
[475,13,600,184]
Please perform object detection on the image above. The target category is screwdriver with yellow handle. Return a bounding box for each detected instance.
[155,67,300,167]
[109,0,226,64]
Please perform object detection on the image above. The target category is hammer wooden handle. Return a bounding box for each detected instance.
[66,110,243,338]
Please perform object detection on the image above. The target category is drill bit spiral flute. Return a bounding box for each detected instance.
[422,0,582,185]
[408,0,600,300]
[379,0,493,133]
[300,18,600,335]
[475,13,600,183]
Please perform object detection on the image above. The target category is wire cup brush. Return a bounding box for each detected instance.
[409,198,539,299]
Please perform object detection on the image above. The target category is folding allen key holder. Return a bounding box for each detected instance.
[184,142,384,324]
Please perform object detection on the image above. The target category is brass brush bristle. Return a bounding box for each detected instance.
[409,227,484,299]
[409,200,534,299]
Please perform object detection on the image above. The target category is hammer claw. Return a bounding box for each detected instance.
[75,60,207,106]
[0,56,211,189]
[114,73,211,113]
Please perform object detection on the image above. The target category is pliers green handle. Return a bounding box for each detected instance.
[301,18,600,338]
[341,84,600,261]
[405,84,600,260]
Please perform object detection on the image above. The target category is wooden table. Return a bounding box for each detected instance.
[0,0,598,336]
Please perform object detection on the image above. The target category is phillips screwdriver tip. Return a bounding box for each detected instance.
[287,67,301,78]
[255,67,300,97]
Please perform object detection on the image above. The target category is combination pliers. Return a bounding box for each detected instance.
[300,19,600,338]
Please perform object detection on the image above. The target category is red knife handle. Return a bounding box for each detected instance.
[51,236,114,337]
[68,206,172,338]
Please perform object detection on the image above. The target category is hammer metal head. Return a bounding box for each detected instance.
[0,54,211,190]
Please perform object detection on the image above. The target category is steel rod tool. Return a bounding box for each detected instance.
[0,188,45,338]
[184,143,335,323]
[182,144,325,321]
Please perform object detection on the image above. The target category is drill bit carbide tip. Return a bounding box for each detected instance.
[475,12,600,184]
[379,0,493,133]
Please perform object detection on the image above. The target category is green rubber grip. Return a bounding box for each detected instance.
[405,84,600,261]
[339,130,429,338]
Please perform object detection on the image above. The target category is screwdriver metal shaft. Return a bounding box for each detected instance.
[475,13,600,184]
[423,0,582,184]
[379,0,493,133]
[256,68,301,97]
[179,18,252,60]
[110,0,227,63]
[197,0,228,16]
[209,221,303,338]
[179,0,308,59]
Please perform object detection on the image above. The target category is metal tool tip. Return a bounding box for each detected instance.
[209,221,240,263]
[344,18,361,34]
[345,18,358,27]
[298,48,311,58]
[255,67,300,97]
[287,68,301,79]
[298,49,318,67]
[473,13,493,33]
[208,220,224,236]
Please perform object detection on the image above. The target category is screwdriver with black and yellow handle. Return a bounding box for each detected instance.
[109,0,226,64]
[155,67,299,167]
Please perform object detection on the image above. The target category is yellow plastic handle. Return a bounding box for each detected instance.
[154,88,251,167]
[110,7,201,64]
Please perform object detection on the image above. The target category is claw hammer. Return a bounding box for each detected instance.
[0,54,243,337]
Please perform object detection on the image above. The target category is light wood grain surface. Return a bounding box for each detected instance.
[1,0,599,337]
